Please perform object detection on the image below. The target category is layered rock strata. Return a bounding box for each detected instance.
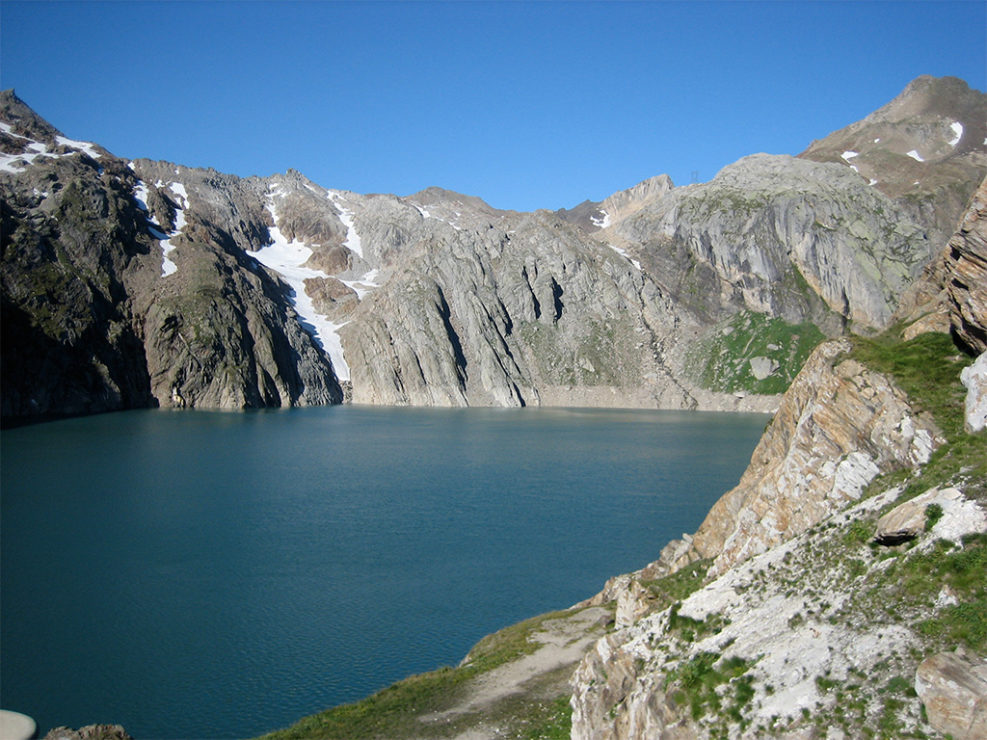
[944,177,987,354]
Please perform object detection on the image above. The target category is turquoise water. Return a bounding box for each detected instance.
[1,405,767,739]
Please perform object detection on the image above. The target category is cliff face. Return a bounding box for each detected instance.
[666,338,940,579]
[600,155,931,332]
[569,171,987,740]
[944,178,987,355]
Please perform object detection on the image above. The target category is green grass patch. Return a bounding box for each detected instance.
[255,666,471,740]
[853,330,987,502]
[849,332,971,438]
[666,602,730,643]
[923,503,943,532]
[643,558,711,609]
[464,609,574,672]
[874,534,987,652]
[519,694,572,740]
[686,310,825,395]
[665,652,754,722]
[256,608,588,740]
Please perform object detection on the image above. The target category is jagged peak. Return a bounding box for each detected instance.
[405,185,501,215]
[0,88,65,144]
[596,173,675,226]
[800,75,986,166]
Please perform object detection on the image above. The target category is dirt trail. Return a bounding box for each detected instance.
[417,606,611,739]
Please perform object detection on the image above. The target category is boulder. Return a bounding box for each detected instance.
[874,488,945,545]
[874,487,986,545]
[0,710,35,740]
[749,356,779,380]
[915,651,987,739]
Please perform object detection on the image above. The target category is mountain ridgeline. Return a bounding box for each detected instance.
[2,76,986,425]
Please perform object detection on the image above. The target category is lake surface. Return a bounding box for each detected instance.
[1,405,767,739]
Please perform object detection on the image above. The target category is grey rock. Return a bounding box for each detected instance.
[873,488,955,545]
[605,153,932,331]
[749,356,779,380]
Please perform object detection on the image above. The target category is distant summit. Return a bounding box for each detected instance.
[799,75,987,245]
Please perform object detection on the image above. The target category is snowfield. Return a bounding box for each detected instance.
[248,200,351,380]
[133,180,186,277]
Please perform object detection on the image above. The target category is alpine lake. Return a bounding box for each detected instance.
[1,405,768,739]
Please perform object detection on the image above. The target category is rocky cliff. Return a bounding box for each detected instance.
[1,91,342,424]
[568,178,987,739]
[3,76,984,424]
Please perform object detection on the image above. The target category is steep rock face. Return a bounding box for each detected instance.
[127,163,343,409]
[800,75,987,250]
[944,177,987,354]
[1,90,342,423]
[600,155,932,331]
[339,196,700,408]
[655,338,941,579]
[2,96,158,421]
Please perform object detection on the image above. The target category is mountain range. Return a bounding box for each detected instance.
[3,75,985,426]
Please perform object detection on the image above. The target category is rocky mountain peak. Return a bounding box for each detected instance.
[598,173,676,225]
[799,75,987,247]
[0,88,64,144]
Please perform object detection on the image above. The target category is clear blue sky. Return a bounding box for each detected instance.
[2,1,984,211]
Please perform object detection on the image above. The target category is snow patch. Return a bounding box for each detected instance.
[248,202,351,379]
[841,150,858,161]
[414,203,463,231]
[948,121,963,148]
[328,192,364,259]
[0,126,101,172]
[906,149,925,162]
[590,210,611,228]
[607,243,641,270]
[55,135,101,159]
[133,181,185,276]
[873,137,881,143]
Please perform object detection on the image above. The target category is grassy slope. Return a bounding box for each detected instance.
[255,608,608,740]
[685,310,826,395]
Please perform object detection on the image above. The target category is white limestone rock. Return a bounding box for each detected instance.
[961,352,987,433]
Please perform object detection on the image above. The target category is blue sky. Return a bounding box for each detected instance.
[1,1,984,211]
